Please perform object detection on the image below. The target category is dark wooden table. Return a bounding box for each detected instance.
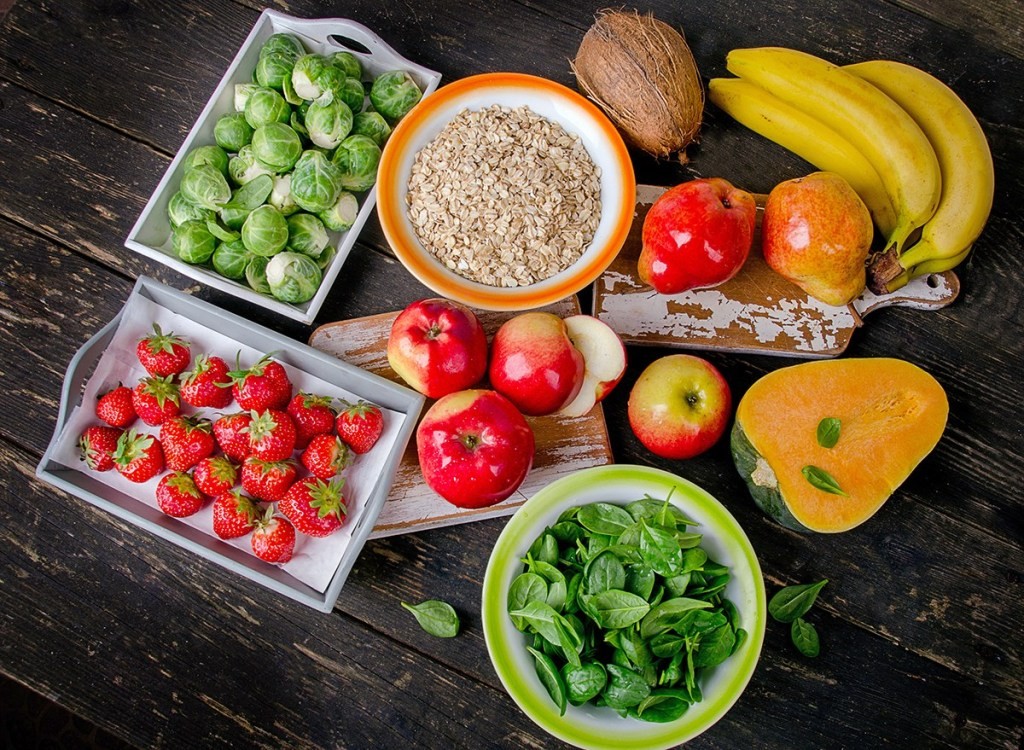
[2,1,1022,747]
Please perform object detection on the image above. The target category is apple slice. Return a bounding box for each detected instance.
[558,315,627,418]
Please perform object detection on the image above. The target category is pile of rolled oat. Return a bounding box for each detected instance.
[406,104,602,287]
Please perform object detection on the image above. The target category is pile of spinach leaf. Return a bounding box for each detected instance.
[507,495,746,722]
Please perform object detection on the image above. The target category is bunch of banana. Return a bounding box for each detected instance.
[708,47,994,294]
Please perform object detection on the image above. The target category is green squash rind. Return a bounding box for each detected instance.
[730,421,812,534]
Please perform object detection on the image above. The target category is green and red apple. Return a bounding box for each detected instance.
[762,171,873,306]
[639,177,757,294]
[416,389,535,508]
[627,354,732,459]
[558,315,627,418]
[386,298,488,399]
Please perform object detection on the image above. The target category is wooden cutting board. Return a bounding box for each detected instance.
[308,297,614,538]
[594,184,960,358]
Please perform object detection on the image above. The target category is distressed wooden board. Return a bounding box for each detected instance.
[594,184,960,358]
[308,297,614,537]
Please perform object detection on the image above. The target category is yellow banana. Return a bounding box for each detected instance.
[725,47,942,259]
[708,77,897,236]
[883,245,973,292]
[845,60,994,277]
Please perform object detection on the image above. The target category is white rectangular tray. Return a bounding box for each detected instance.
[36,277,425,612]
[125,10,442,324]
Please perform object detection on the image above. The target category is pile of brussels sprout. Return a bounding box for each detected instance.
[166,32,424,305]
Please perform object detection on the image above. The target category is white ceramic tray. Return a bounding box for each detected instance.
[125,10,442,324]
[36,277,425,612]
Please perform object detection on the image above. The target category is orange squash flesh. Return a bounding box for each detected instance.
[733,358,948,532]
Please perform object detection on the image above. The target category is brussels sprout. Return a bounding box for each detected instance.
[268,174,299,216]
[212,239,251,279]
[172,220,217,264]
[266,251,323,303]
[234,83,262,113]
[228,145,275,186]
[251,122,303,172]
[351,110,391,146]
[291,54,330,100]
[315,244,337,270]
[241,204,289,257]
[244,87,291,129]
[369,70,422,122]
[180,163,232,210]
[246,255,272,295]
[304,97,353,150]
[286,212,329,258]
[281,69,304,106]
[167,192,214,228]
[332,134,381,192]
[220,173,275,229]
[329,51,362,80]
[260,33,304,60]
[183,145,230,176]
[290,150,344,213]
[336,77,365,114]
[255,51,297,91]
[214,112,254,153]
[318,191,359,232]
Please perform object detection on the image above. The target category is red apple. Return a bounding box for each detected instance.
[627,354,732,459]
[387,298,488,399]
[488,312,585,417]
[416,389,535,508]
[639,177,757,294]
[558,315,627,418]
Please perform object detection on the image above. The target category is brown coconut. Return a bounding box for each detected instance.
[571,9,704,161]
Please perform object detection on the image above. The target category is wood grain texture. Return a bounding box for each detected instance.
[309,298,614,536]
[0,0,1022,747]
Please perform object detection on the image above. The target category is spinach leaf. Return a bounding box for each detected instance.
[801,465,847,496]
[638,519,684,577]
[527,646,568,716]
[791,617,820,657]
[528,531,560,565]
[510,600,571,647]
[401,600,460,638]
[563,661,607,706]
[578,502,635,535]
[635,689,691,723]
[508,572,548,629]
[586,589,651,629]
[817,417,841,448]
[769,579,828,623]
[585,549,627,595]
[640,597,712,639]
[691,623,737,668]
[602,664,651,710]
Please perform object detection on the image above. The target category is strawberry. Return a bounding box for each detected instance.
[212,489,261,540]
[228,353,292,412]
[112,429,165,483]
[241,456,297,502]
[286,392,336,449]
[95,385,137,428]
[79,425,123,472]
[160,415,215,472]
[246,409,296,461]
[193,455,238,497]
[132,375,181,426]
[212,412,253,462]
[251,509,296,564]
[336,400,385,454]
[279,477,348,538]
[300,434,353,480]
[136,323,191,377]
[155,471,205,517]
[180,354,233,409]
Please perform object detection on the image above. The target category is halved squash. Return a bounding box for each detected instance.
[731,358,948,533]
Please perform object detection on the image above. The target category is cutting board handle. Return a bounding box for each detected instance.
[851,271,960,319]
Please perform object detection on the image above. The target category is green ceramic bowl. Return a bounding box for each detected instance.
[481,464,766,750]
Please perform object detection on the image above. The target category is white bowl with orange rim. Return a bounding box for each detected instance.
[376,72,636,311]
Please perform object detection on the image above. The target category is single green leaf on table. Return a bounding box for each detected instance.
[801,465,847,496]
[816,417,842,448]
[768,579,828,623]
[401,600,460,638]
[791,617,821,657]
